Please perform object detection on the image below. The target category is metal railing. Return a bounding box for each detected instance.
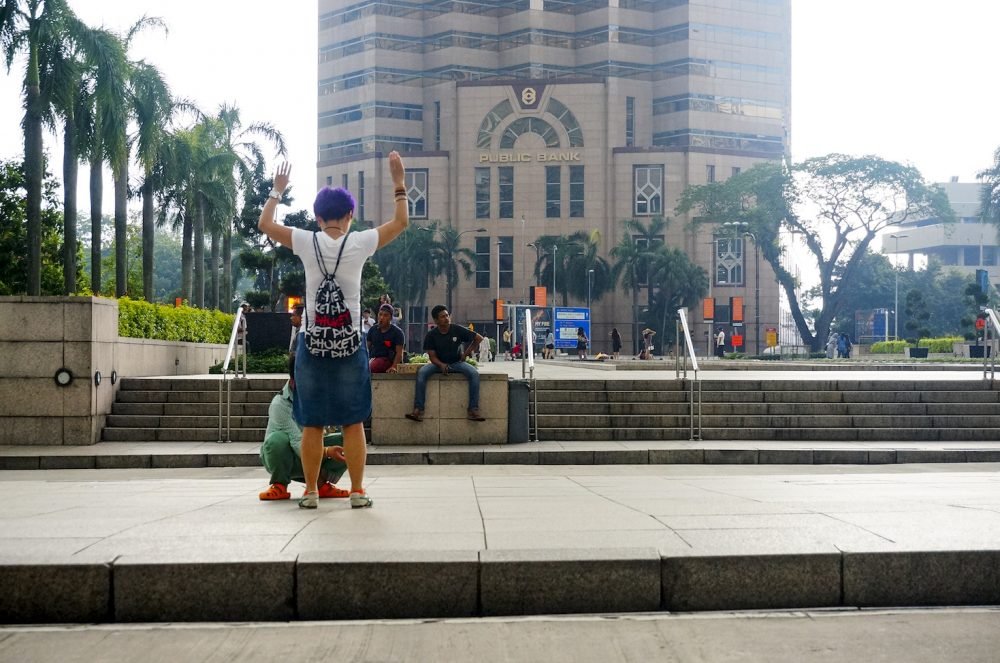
[524,314,538,442]
[217,308,248,443]
[675,307,702,440]
[984,308,1000,385]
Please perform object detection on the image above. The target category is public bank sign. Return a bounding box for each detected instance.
[478,152,581,163]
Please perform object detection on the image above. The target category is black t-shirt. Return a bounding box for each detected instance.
[366,324,405,359]
[423,324,476,365]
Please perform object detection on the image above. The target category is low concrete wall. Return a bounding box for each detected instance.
[0,297,225,446]
[371,373,508,445]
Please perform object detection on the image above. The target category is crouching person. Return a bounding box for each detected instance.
[406,304,486,422]
[259,356,350,501]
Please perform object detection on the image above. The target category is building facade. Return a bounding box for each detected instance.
[317,0,791,354]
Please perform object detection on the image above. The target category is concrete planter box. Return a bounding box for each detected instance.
[0,297,226,445]
[371,373,508,445]
[905,347,929,359]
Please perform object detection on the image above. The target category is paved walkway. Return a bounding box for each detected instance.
[4,463,1000,621]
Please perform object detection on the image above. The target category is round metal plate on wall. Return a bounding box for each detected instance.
[110,370,118,385]
[54,368,73,387]
[94,371,102,387]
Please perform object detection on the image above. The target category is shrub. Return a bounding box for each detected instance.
[118,297,234,344]
[209,348,290,374]
[918,336,964,353]
[870,340,908,354]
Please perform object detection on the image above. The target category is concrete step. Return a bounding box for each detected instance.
[702,428,1000,442]
[119,378,286,392]
[535,402,1000,416]
[105,415,269,429]
[115,391,274,404]
[102,428,265,443]
[541,428,691,441]
[111,402,270,417]
[534,379,999,392]
[535,390,1000,405]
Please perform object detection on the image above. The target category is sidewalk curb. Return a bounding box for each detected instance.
[4,549,999,623]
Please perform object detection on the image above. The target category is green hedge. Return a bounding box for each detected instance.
[870,337,964,354]
[209,348,289,374]
[870,340,908,354]
[118,297,234,344]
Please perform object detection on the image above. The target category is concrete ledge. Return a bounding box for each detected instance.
[298,551,479,620]
[663,554,842,611]
[371,374,508,445]
[844,551,1000,607]
[0,560,111,623]
[480,548,661,616]
[114,557,296,622]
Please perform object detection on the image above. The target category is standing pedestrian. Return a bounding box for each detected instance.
[610,327,622,359]
[827,333,838,359]
[577,327,589,359]
[257,152,409,509]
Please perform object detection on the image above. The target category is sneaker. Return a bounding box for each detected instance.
[259,483,290,501]
[350,490,373,509]
[467,408,486,422]
[298,491,319,509]
[317,482,350,499]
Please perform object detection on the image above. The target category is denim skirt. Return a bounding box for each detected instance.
[293,337,372,427]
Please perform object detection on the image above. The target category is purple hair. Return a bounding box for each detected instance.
[314,187,355,222]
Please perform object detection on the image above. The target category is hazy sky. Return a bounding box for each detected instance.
[1,0,998,216]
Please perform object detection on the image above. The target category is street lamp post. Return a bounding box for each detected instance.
[552,244,557,305]
[587,269,594,311]
[889,233,909,340]
[497,239,503,360]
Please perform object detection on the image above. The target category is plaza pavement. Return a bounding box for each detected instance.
[4,359,1000,624]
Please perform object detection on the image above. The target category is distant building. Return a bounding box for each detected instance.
[883,181,994,282]
[317,0,791,352]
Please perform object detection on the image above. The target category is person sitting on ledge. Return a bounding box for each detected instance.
[259,355,350,501]
[367,303,404,374]
[406,304,486,422]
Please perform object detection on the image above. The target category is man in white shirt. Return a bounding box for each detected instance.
[360,308,376,335]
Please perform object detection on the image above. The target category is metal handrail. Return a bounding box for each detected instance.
[984,308,1000,385]
[217,308,246,443]
[675,307,702,440]
[524,314,537,441]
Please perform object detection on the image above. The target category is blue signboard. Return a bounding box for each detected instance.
[553,307,590,350]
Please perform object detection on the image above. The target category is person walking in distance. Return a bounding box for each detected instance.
[610,327,622,359]
[715,328,726,358]
[257,152,409,509]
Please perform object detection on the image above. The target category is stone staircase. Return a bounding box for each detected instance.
[104,378,283,443]
[532,378,1000,442]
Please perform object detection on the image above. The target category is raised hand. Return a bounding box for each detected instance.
[388,151,405,188]
[273,162,292,193]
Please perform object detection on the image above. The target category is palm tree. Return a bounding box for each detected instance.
[130,61,172,301]
[646,247,708,352]
[0,0,80,295]
[561,229,612,306]
[373,224,439,317]
[429,224,480,313]
[532,232,588,306]
[209,104,286,310]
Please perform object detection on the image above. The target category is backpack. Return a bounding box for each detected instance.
[304,231,360,359]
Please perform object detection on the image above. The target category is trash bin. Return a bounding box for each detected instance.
[507,379,531,444]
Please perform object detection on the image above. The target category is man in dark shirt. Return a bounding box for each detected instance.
[406,304,486,422]
[367,303,405,373]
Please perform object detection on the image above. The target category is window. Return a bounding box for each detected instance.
[499,236,513,288]
[434,101,441,150]
[569,166,584,218]
[546,166,561,218]
[706,165,716,183]
[475,168,491,219]
[499,167,514,218]
[964,246,981,266]
[715,237,744,286]
[732,166,741,177]
[342,174,348,189]
[634,165,663,216]
[405,170,428,219]
[985,246,997,267]
[625,96,635,147]
[357,171,365,222]
[326,176,333,186]
[499,117,561,149]
[475,236,491,288]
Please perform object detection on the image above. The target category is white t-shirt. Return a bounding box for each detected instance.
[292,227,379,340]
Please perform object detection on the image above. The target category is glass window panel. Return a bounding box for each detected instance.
[499,167,514,219]
[475,168,491,219]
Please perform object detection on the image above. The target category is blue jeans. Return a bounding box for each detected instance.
[413,362,480,411]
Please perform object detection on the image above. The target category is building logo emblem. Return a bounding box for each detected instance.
[521,87,537,106]
[512,83,544,110]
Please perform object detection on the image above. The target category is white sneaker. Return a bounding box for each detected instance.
[298,491,318,509]
[350,491,373,509]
